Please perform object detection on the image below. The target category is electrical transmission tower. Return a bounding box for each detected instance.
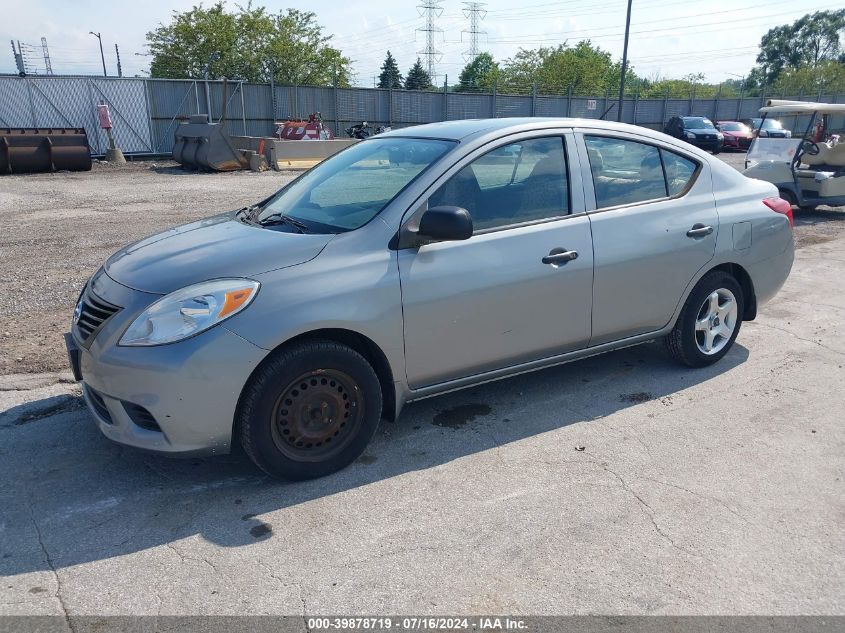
[416,0,443,82]
[12,40,39,75]
[41,37,53,75]
[461,2,487,61]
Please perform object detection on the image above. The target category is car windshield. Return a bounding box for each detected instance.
[761,119,785,130]
[719,122,749,132]
[683,117,715,129]
[747,137,802,165]
[256,137,455,233]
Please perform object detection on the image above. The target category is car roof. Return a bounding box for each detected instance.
[378,117,665,142]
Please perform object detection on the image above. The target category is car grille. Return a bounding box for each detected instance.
[74,286,121,344]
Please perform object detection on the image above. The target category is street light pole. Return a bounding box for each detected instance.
[89,31,106,77]
[616,0,633,122]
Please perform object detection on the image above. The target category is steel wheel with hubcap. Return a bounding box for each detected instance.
[666,270,744,367]
[238,340,383,480]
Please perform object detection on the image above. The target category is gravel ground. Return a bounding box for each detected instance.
[0,161,295,374]
[0,155,843,375]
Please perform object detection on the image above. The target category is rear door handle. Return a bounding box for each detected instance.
[542,248,579,265]
[686,223,714,238]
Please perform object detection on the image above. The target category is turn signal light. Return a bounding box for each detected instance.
[219,287,256,317]
[762,197,794,228]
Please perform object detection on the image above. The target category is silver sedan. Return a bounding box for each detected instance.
[65,118,794,479]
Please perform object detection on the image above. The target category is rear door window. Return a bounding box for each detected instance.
[661,149,698,196]
[585,136,668,208]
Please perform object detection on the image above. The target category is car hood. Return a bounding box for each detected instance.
[104,213,333,294]
[722,130,751,137]
[687,127,719,135]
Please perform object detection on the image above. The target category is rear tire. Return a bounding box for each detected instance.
[666,271,744,368]
[778,189,798,208]
[237,340,382,480]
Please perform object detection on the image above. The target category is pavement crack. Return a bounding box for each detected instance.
[639,476,753,527]
[164,542,217,574]
[750,321,845,357]
[600,463,706,561]
[26,500,75,633]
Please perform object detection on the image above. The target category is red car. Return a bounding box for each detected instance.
[716,121,754,151]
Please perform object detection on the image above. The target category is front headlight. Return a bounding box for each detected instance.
[716,133,724,140]
[119,279,260,346]
[784,130,792,138]
[684,131,696,139]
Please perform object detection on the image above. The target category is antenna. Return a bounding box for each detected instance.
[41,37,53,75]
[461,2,487,62]
[416,0,443,82]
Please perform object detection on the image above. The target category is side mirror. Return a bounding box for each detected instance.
[417,206,473,242]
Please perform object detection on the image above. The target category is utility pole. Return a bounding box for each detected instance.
[203,51,221,123]
[40,37,53,75]
[13,40,37,76]
[89,31,107,76]
[115,44,122,77]
[461,2,487,62]
[616,0,633,122]
[11,40,26,76]
[416,0,443,83]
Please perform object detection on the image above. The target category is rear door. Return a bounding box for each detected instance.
[576,131,718,345]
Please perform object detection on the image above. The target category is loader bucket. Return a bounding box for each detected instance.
[173,115,247,172]
[0,128,92,174]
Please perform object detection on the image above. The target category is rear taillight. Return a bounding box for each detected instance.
[763,196,794,228]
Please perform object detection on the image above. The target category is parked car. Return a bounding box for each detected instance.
[66,118,795,480]
[716,120,754,151]
[664,116,724,153]
[740,117,792,138]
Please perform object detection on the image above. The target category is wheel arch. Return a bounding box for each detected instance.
[236,327,398,431]
[707,262,757,321]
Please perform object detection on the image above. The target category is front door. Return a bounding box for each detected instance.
[398,135,594,389]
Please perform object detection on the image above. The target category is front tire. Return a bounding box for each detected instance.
[666,271,744,368]
[237,340,383,480]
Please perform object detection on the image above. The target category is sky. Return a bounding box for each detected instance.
[1,0,841,86]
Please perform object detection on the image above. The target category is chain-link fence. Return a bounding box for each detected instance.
[1,75,843,156]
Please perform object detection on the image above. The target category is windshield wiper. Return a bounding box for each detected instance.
[258,213,310,233]
[236,204,264,224]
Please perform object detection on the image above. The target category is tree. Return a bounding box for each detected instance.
[457,52,498,92]
[755,10,845,84]
[146,2,351,86]
[497,41,633,95]
[405,58,433,90]
[378,51,403,89]
[773,60,845,95]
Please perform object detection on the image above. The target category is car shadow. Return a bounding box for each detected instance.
[793,205,845,226]
[1,340,749,575]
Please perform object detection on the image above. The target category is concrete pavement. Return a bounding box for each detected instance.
[1,237,843,618]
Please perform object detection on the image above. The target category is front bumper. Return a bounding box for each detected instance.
[686,137,723,151]
[67,272,267,456]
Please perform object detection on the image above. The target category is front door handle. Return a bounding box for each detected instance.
[686,223,714,238]
[542,248,579,266]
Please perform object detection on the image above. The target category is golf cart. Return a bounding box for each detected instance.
[743,100,845,210]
